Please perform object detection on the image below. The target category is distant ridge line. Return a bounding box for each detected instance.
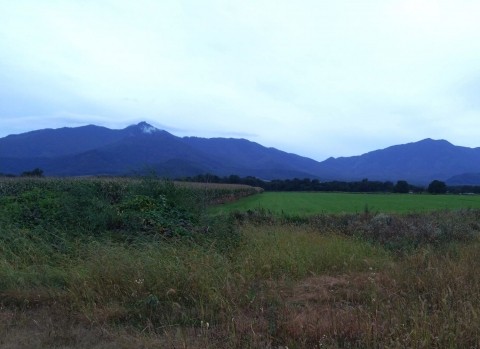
[1,122,480,185]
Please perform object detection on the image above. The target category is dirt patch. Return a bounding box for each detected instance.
[288,275,349,304]
[276,273,383,346]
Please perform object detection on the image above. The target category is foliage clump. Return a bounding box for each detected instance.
[0,177,225,242]
[428,179,447,194]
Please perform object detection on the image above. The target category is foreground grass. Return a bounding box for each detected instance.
[212,191,480,215]
[2,178,480,348]
[0,224,390,348]
[2,223,480,348]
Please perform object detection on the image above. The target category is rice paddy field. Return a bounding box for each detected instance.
[212,191,480,215]
[1,177,480,348]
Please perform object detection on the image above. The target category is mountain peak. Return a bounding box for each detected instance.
[417,138,452,146]
[124,121,161,135]
[136,121,159,134]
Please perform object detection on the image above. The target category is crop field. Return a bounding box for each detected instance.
[1,177,480,348]
[212,191,480,215]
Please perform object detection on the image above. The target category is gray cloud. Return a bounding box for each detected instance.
[1,0,480,160]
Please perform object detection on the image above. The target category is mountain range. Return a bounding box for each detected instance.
[1,121,480,185]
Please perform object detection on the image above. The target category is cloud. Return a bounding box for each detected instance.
[1,0,480,160]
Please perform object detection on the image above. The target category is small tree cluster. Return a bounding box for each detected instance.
[428,180,447,194]
[21,168,44,177]
[393,180,409,193]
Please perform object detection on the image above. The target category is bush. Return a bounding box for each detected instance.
[428,180,447,194]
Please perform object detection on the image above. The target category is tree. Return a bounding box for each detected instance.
[427,180,447,194]
[21,168,44,177]
[228,174,241,184]
[393,180,409,193]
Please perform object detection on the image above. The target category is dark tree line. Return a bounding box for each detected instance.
[178,174,480,194]
[177,174,441,193]
[0,168,44,178]
[447,185,480,194]
[2,168,476,194]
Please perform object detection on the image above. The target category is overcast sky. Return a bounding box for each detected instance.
[1,0,480,161]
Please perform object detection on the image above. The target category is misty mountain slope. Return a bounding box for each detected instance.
[42,129,223,176]
[0,122,320,178]
[0,121,165,159]
[0,125,127,158]
[183,137,324,175]
[0,157,52,174]
[446,173,480,186]
[317,139,480,183]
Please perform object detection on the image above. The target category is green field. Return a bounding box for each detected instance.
[3,178,480,348]
[212,191,480,215]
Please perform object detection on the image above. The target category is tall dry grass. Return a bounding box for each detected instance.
[2,178,480,348]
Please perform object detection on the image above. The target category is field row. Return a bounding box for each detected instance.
[212,191,480,215]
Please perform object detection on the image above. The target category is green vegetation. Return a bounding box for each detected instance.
[213,191,480,215]
[1,177,480,348]
[428,179,448,194]
[393,179,409,193]
[20,167,44,177]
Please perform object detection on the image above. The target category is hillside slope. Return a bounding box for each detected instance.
[0,122,322,179]
[316,139,480,184]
